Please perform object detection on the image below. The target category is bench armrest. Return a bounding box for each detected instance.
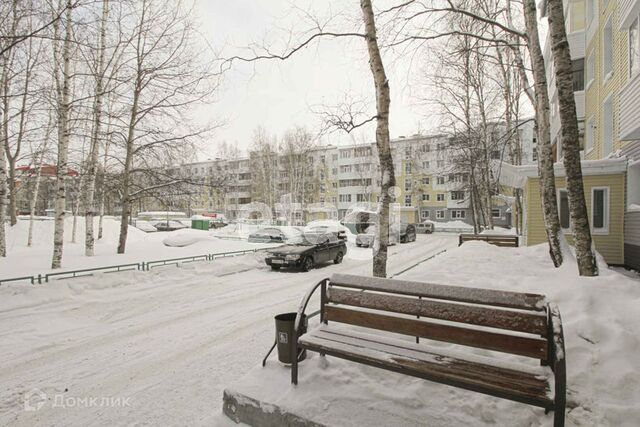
[294,278,329,333]
[548,303,566,424]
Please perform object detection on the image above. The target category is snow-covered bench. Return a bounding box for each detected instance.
[459,233,519,247]
[292,273,566,427]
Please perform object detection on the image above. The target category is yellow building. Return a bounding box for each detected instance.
[500,159,628,265]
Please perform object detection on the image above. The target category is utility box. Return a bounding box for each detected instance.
[191,219,209,230]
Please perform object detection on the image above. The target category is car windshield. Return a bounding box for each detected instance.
[291,232,333,246]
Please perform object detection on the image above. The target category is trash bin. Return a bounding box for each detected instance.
[191,219,208,230]
[275,312,307,364]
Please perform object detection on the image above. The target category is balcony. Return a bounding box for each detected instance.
[620,0,640,29]
[620,74,640,141]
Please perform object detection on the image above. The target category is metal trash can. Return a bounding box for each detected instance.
[275,312,307,364]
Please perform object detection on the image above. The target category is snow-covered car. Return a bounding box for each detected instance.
[134,220,158,233]
[265,232,346,271]
[304,225,347,241]
[248,227,286,243]
[416,222,435,234]
[153,220,188,232]
[355,226,397,248]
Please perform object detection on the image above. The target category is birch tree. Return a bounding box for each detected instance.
[51,0,74,269]
[116,0,215,254]
[546,0,597,276]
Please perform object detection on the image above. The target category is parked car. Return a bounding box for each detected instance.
[134,220,157,233]
[248,227,287,243]
[305,225,348,241]
[399,223,417,243]
[153,220,188,232]
[209,220,228,229]
[265,232,347,271]
[355,225,398,248]
[416,222,435,234]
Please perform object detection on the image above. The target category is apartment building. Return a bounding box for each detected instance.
[177,121,536,227]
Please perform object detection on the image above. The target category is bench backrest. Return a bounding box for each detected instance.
[459,234,519,247]
[323,274,549,361]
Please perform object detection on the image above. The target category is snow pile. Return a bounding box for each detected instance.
[424,219,474,231]
[224,242,640,426]
[480,226,517,235]
[162,229,217,247]
[627,204,640,212]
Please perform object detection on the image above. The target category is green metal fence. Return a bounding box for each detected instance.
[0,248,264,286]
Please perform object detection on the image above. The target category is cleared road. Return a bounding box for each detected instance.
[0,233,457,426]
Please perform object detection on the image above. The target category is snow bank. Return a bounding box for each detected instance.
[480,227,517,235]
[225,241,640,426]
[162,229,216,247]
[399,242,640,426]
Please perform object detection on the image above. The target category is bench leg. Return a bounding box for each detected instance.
[553,403,565,427]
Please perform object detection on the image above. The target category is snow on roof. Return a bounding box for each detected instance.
[493,157,628,189]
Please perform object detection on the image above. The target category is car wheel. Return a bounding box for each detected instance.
[334,252,344,264]
[270,265,281,270]
[356,243,361,247]
[301,257,314,272]
[400,236,406,243]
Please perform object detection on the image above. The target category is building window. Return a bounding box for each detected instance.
[437,160,444,168]
[357,193,368,202]
[436,176,445,185]
[422,194,430,201]
[436,210,445,219]
[532,147,538,162]
[492,208,501,219]
[559,189,570,230]
[422,177,430,185]
[572,58,585,91]
[340,165,352,173]
[436,193,445,201]
[405,179,412,191]
[585,116,595,152]
[451,210,465,219]
[630,17,640,77]
[340,150,352,159]
[405,162,412,174]
[450,191,465,200]
[569,0,586,32]
[584,52,594,89]
[421,210,430,219]
[422,161,430,169]
[602,96,613,156]
[339,194,352,203]
[332,154,338,161]
[405,147,412,159]
[405,195,412,206]
[603,18,613,80]
[587,0,595,26]
[591,187,609,233]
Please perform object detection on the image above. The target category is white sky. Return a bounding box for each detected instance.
[194,0,434,159]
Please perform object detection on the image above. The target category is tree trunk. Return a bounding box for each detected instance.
[84,0,109,256]
[523,0,563,267]
[361,0,395,278]
[547,0,598,276]
[28,115,53,247]
[51,0,73,269]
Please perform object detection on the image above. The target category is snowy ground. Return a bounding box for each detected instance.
[0,228,456,426]
[219,242,640,427]
[0,218,280,280]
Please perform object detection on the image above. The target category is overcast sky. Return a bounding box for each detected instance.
[194,0,435,159]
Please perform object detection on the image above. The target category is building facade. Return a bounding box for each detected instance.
[176,121,536,227]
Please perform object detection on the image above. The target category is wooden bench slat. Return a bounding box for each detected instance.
[300,330,553,408]
[311,327,551,390]
[324,306,548,359]
[327,288,548,336]
[329,274,546,311]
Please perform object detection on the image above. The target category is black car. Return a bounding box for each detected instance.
[399,223,417,243]
[265,233,346,271]
[248,227,286,243]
